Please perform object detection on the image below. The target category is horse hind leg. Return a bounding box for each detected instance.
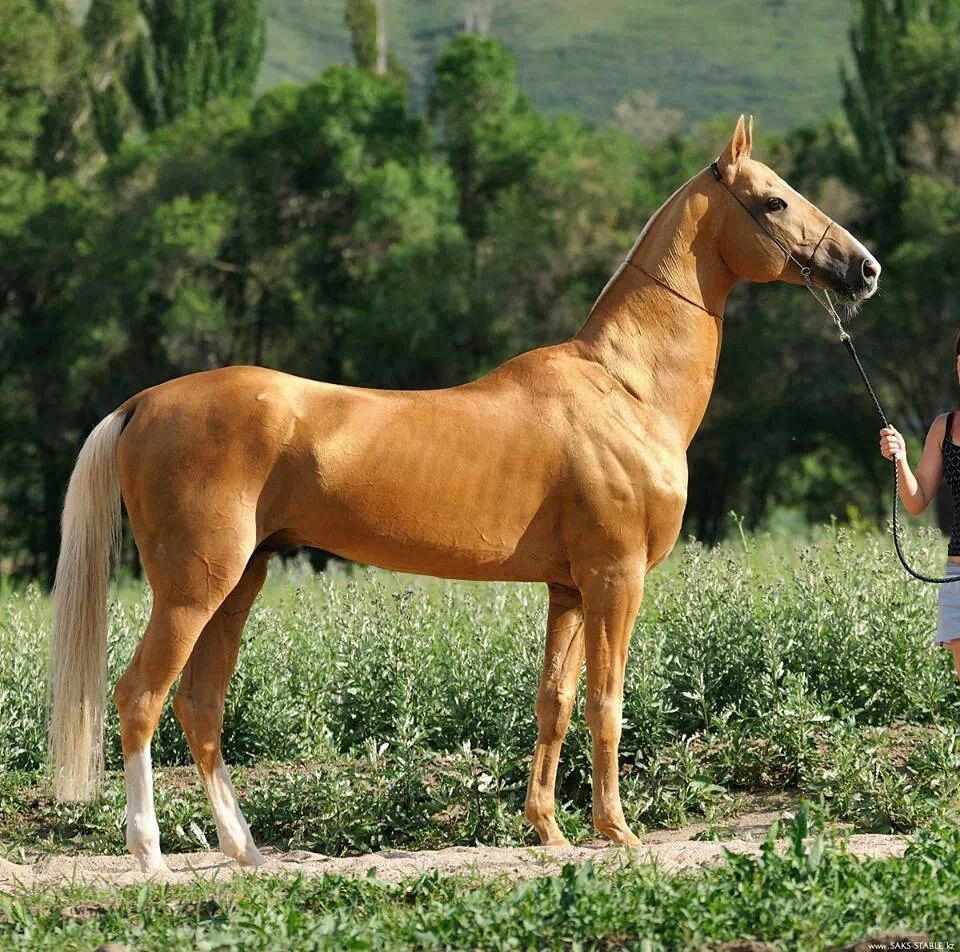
[114,528,257,873]
[114,598,223,872]
[172,553,271,867]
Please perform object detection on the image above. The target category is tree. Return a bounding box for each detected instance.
[344,0,408,89]
[234,68,453,385]
[125,0,265,130]
[841,0,960,243]
[830,0,960,532]
[430,36,541,255]
[344,0,378,73]
[83,0,142,154]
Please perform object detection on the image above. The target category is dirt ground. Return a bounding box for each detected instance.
[0,801,908,891]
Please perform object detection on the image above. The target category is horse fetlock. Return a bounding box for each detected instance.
[523,795,552,827]
[593,807,640,848]
[524,802,569,847]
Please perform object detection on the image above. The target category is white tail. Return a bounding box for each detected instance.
[49,411,126,802]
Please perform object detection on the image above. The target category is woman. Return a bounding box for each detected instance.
[880,336,960,676]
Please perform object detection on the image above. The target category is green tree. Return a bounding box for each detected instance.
[83,0,142,154]
[344,0,378,73]
[125,0,265,130]
[430,35,541,248]
[234,68,452,384]
[842,0,960,241]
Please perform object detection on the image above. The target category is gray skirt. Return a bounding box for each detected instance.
[937,561,960,644]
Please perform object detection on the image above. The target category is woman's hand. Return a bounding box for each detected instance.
[880,425,905,461]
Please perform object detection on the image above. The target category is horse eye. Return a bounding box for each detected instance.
[766,197,787,212]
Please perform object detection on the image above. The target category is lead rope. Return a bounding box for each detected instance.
[805,279,960,583]
[708,159,958,583]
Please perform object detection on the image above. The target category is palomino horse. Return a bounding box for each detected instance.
[50,116,880,872]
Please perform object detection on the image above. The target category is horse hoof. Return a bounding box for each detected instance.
[597,826,642,848]
[233,847,267,868]
[136,856,169,875]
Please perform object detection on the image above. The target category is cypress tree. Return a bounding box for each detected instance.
[344,0,379,74]
[124,0,266,130]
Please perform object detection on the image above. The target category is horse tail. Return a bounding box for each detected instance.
[49,410,128,802]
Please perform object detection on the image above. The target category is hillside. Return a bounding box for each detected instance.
[259,0,854,130]
[65,1,855,131]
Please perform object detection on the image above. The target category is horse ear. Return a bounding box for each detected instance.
[746,114,754,156]
[717,114,750,184]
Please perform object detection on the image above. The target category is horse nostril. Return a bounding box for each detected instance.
[862,257,880,281]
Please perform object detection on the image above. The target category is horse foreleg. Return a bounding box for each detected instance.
[172,553,270,867]
[524,584,584,846]
[580,566,644,847]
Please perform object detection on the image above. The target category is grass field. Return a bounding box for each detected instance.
[3,524,960,947]
[3,819,960,949]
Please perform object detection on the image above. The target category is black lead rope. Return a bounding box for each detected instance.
[836,328,960,583]
[708,160,960,583]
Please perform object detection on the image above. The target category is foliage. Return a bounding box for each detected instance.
[344,0,377,73]
[2,793,960,948]
[256,0,853,130]
[128,0,265,131]
[2,526,960,862]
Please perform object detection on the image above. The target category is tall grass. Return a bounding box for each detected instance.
[2,523,959,855]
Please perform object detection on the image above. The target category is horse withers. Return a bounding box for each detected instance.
[49,116,879,872]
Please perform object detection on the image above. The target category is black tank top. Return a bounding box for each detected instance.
[943,411,960,556]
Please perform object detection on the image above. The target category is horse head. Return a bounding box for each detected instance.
[714,115,880,303]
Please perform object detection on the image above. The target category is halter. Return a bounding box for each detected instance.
[708,160,841,332]
[622,161,839,328]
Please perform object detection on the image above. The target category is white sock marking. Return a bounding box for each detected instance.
[124,744,164,873]
[204,760,264,866]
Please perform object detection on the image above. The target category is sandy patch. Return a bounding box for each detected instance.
[0,806,908,892]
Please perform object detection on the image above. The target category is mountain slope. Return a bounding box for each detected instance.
[259,0,854,129]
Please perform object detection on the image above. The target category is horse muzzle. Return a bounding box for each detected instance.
[816,249,881,303]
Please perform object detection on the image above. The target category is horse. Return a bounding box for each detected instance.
[49,115,880,873]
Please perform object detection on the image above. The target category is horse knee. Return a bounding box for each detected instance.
[584,696,622,740]
[536,685,577,740]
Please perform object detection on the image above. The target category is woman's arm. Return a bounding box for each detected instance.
[880,416,946,516]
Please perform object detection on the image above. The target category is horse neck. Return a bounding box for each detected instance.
[574,175,736,446]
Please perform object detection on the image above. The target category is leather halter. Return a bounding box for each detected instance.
[709,160,833,280]
[620,161,833,323]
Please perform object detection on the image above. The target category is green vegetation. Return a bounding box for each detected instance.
[2,817,960,949]
[2,526,960,862]
[257,0,855,129]
[3,528,960,947]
